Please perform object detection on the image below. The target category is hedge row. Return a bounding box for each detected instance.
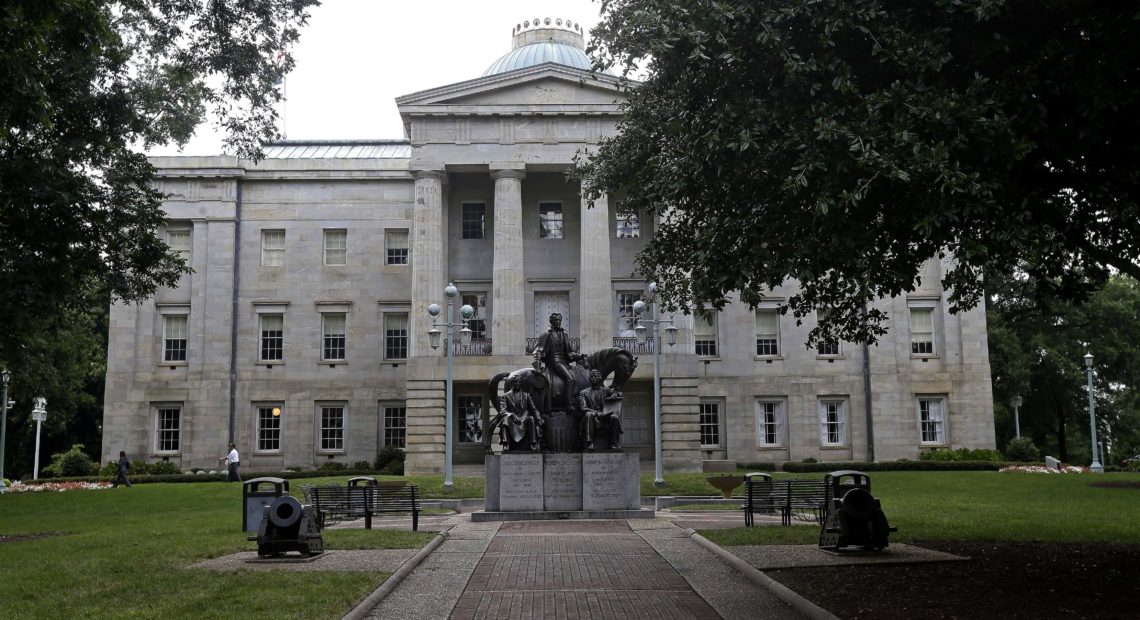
[48,468,389,485]
[781,460,1007,472]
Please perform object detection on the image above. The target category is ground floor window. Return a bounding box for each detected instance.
[819,399,847,446]
[756,399,785,447]
[699,401,721,448]
[319,403,346,452]
[918,396,947,444]
[154,404,182,453]
[256,404,282,452]
[457,396,483,443]
[382,404,407,448]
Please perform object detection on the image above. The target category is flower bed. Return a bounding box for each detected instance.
[999,465,1086,474]
[2,480,113,493]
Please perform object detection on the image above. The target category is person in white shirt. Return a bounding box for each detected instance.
[220,443,240,482]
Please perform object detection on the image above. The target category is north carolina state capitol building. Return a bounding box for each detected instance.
[101,18,996,474]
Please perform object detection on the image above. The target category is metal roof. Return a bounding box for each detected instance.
[483,41,592,76]
[262,141,411,159]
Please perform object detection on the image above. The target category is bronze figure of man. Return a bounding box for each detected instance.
[577,369,622,451]
[498,377,541,451]
[531,312,583,410]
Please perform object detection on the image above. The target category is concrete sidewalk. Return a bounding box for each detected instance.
[363,517,807,620]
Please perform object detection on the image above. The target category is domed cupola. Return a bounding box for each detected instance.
[483,18,593,76]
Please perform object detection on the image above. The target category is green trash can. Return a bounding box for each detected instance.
[243,477,289,532]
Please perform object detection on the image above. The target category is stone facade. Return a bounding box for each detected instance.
[101,20,995,474]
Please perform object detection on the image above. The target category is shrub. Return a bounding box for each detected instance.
[1004,437,1041,462]
[99,461,118,478]
[352,460,373,471]
[42,444,96,478]
[316,461,347,472]
[919,447,1003,462]
[737,462,777,472]
[801,457,818,464]
[782,460,1004,472]
[149,461,181,475]
[374,445,406,472]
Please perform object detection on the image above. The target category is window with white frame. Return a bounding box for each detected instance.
[816,311,840,356]
[694,310,718,357]
[616,211,640,238]
[154,404,182,453]
[386,229,409,265]
[917,396,947,444]
[819,399,847,446]
[755,309,780,356]
[457,396,483,443]
[462,293,488,339]
[462,203,486,240]
[910,306,936,356]
[756,399,785,447]
[384,313,408,360]
[259,314,283,361]
[538,202,563,239]
[322,313,346,361]
[261,230,285,266]
[167,227,191,260]
[382,403,407,448]
[323,229,347,265]
[163,314,188,362]
[256,404,282,452]
[616,291,642,335]
[699,401,721,447]
[318,403,345,452]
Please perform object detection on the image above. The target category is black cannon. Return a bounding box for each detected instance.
[818,470,896,551]
[247,495,325,558]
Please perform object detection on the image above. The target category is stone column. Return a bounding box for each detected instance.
[578,182,612,352]
[411,170,445,357]
[491,168,526,356]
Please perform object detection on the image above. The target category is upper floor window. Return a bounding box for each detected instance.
[910,306,935,356]
[386,229,409,265]
[538,202,563,239]
[755,309,780,357]
[694,310,718,357]
[167,227,191,260]
[323,229,347,266]
[163,314,188,362]
[261,230,285,267]
[819,399,847,446]
[462,203,486,240]
[616,211,640,238]
[384,313,409,361]
[322,313,346,361]
[816,311,840,357]
[616,291,643,336]
[462,293,488,339]
[259,314,283,361]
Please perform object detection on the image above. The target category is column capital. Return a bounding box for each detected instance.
[490,167,526,181]
[412,169,445,182]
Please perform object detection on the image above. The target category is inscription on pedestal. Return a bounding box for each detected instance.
[582,452,640,511]
[499,453,544,511]
[543,453,583,511]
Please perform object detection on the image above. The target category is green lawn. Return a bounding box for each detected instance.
[0,482,434,620]
[699,471,1140,546]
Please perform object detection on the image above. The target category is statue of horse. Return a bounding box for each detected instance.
[484,347,638,453]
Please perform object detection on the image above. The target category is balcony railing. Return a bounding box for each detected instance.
[613,336,655,355]
[525,337,581,355]
[452,338,492,356]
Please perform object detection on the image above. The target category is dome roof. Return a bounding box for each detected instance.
[483,18,593,77]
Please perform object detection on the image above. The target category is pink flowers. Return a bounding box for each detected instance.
[2,481,113,493]
[999,465,1086,474]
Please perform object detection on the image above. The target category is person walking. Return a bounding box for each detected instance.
[220,443,241,482]
[112,451,132,488]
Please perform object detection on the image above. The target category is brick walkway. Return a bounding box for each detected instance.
[451,520,720,620]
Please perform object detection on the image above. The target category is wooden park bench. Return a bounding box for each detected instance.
[743,473,829,526]
[300,477,420,531]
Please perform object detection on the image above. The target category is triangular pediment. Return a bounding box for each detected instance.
[396,63,629,111]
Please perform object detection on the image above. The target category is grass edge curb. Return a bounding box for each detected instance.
[689,532,839,620]
[340,530,448,620]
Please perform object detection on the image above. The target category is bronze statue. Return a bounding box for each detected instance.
[531,312,585,411]
[493,376,542,452]
[577,369,623,451]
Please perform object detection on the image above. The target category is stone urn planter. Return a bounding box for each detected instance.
[705,475,744,499]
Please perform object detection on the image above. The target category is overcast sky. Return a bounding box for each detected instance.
[149,0,605,156]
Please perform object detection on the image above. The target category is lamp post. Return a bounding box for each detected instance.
[632,282,678,488]
[1083,353,1103,472]
[32,397,47,480]
[1012,395,1022,439]
[0,369,10,489]
[427,283,474,490]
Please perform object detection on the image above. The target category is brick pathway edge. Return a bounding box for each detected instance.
[341,531,448,620]
[689,532,839,620]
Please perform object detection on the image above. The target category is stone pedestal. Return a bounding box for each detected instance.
[478,452,651,521]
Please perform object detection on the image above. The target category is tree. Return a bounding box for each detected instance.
[578,0,1140,345]
[988,273,1140,463]
[0,0,317,369]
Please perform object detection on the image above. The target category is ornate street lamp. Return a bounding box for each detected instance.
[1012,395,1022,439]
[0,369,10,489]
[32,397,47,480]
[427,283,474,489]
[632,282,678,487]
[1083,353,1103,472]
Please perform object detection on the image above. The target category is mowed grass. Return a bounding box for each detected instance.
[699,471,1140,546]
[0,482,434,620]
